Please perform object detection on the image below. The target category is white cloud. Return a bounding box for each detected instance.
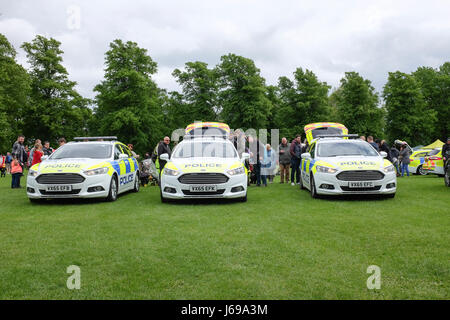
[0,0,449,98]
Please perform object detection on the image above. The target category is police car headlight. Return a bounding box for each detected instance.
[84,167,109,176]
[227,167,245,176]
[316,165,337,174]
[164,168,180,176]
[28,170,38,177]
[383,165,395,173]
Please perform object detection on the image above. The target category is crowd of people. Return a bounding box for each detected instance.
[0,135,66,188]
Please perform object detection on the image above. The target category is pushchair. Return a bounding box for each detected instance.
[140,159,160,186]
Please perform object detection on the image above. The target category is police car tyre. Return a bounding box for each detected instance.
[29,198,43,204]
[106,175,118,202]
[133,172,140,192]
[417,165,426,175]
[385,193,396,199]
[310,175,319,199]
[238,193,247,202]
[444,169,450,187]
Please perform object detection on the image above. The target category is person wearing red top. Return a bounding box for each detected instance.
[31,143,44,167]
[11,157,23,188]
[0,154,6,177]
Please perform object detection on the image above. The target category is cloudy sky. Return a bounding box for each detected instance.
[1,0,449,99]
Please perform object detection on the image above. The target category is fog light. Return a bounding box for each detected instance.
[231,186,244,193]
[164,187,176,194]
[27,187,35,193]
[87,186,105,192]
[386,183,396,189]
[319,184,334,190]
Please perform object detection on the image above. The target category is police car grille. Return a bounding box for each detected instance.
[336,170,384,181]
[36,173,85,184]
[178,173,229,184]
[182,189,226,196]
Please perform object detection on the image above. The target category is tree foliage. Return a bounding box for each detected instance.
[0,34,30,152]
[274,68,331,139]
[383,71,437,145]
[172,61,218,122]
[215,54,271,129]
[335,72,385,138]
[93,39,163,153]
[20,35,91,145]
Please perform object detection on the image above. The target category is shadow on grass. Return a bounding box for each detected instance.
[163,198,245,206]
[315,194,396,202]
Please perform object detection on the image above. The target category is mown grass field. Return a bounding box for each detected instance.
[0,173,448,299]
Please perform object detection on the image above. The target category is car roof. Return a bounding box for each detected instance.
[313,138,366,144]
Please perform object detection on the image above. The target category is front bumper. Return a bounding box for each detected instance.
[314,171,397,195]
[161,173,247,199]
[26,173,111,199]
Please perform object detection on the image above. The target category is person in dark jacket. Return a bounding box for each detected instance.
[290,134,302,186]
[157,136,172,171]
[43,141,54,156]
[278,137,291,183]
[399,144,411,177]
[367,136,379,151]
[11,135,27,169]
[379,140,391,161]
[247,136,265,186]
[442,138,450,162]
[390,146,400,175]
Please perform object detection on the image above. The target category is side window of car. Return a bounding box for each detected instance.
[120,144,132,158]
[309,143,316,159]
[114,145,122,160]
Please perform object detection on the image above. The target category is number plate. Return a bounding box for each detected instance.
[45,185,72,192]
[348,181,374,188]
[189,185,217,192]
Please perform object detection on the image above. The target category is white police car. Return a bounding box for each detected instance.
[159,136,249,202]
[300,136,397,198]
[27,137,140,202]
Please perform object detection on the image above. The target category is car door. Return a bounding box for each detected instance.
[118,144,137,191]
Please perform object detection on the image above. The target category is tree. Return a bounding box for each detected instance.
[335,72,385,138]
[275,68,331,139]
[21,35,91,144]
[413,63,450,141]
[383,71,437,146]
[93,39,163,153]
[215,53,271,129]
[172,61,218,122]
[0,34,30,152]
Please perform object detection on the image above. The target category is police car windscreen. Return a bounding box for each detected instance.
[51,144,112,159]
[311,127,343,138]
[187,127,228,137]
[173,142,237,158]
[317,142,379,157]
[428,149,440,156]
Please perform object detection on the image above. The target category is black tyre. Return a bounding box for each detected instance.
[444,169,450,187]
[385,193,396,199]
[133,172,140,192]
[29,198,42,204]
[310,175,319,199]
[106,175,118,202]
[238,193,247,202]
[417,165,427,175]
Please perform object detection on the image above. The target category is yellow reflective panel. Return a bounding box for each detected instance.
[180,162,226,173]
[39,162,89,173]
[119,161,126,175]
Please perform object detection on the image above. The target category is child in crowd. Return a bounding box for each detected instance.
[0,153,6,177]
[11,156,23,188]
[31,143,44,167]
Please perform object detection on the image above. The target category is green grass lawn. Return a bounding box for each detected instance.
[0,173,448,299]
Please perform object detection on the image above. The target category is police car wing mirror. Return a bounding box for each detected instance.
[160,153,170,161]
[41,155,49,161]
[119,153,128,160]
[241,152,250,160]
[302,152,311,160]
[380,151,387,158]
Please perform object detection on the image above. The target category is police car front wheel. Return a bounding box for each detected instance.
[133,172,140,192]
[310,175,319,199]
[106,176,118,202]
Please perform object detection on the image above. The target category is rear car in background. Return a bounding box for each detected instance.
[423,148,445,176]
[300,136,396,198]
[27,137,140,202]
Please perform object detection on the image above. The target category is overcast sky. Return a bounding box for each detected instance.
[1,0,449,99]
